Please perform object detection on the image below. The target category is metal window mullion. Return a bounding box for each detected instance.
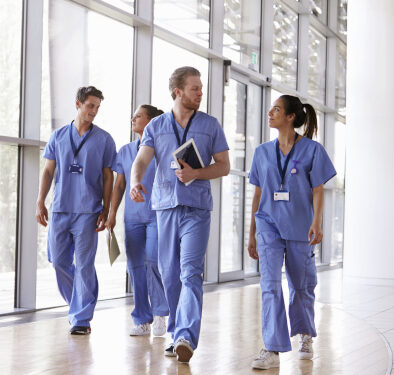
[205,0,224,283]
[16,0,44,309]
[261,0,274,79]
[297,9,310,98]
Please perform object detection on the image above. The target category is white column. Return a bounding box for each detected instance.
[344,0,394,284]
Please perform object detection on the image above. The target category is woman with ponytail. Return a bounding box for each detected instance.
[106,105,169,337]
[248,95,336,370]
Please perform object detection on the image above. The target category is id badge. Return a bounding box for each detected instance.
[69,164,83,174]
[170,160,178,169]
[274,191,289,201]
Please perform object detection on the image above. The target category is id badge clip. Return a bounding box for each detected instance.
[170,160,178,169]
[69,163,83,174]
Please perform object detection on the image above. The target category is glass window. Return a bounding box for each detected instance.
[337,0,347,38]
[152,37,209,113]
[272,1,298,89]
[223,0,261,71]
[336,42,346,117]
[244,83,262,275]
[308,27,326,103]
[0,1,22,137]
[332,120,346,190]
[329,190,345,263]
[101,0,134,13]
[37,0,133,307]
[310,0,327,23]
[0,145,18,312]
[154,0,210,48]
[41,0,133,148]
[220,79,246,274]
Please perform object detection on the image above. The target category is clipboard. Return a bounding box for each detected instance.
[106,229,120,266]
[172,138,205,186]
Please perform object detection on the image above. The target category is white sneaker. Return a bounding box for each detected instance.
[175,338,194,363]
[152,316,166,336]
[251,349,280,370]
[129,322,151,336]
[164,342,176,357]
[298,334,313,360]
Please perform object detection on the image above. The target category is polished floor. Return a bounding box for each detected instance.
[0,269,392,375]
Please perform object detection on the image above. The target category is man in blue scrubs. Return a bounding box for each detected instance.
[129,67,230,363]
[36,86,116,335]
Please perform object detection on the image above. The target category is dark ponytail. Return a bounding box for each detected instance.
[279,95,318,139]
[140,104,164,120]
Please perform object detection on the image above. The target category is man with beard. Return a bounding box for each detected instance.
[129,66,230,363]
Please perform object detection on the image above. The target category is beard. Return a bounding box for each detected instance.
[181,95,201,111]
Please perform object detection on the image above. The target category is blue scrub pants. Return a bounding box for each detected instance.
[257,224,317,352]
[47,213,99,327]
[156,206,210,350]
[124,220,168,325]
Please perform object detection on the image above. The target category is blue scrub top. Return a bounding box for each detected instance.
[43,123,117,214]
[140,111,229,211]
[249,137,336,241]
[114,140,156,223]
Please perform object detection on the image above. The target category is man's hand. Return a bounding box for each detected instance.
[105,214,116,231]
[248,235,259,260]
[36,201,49,227]
[130,183,147,202]
[175,159,198,184]
[308,222,323,245]
[96,211,108,232]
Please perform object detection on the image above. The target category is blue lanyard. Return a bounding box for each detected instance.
[69,121,94,161]
[275,133,298,190]
[170,110,196,146]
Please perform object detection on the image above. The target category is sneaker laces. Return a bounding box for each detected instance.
[256,349,271,360]
[299,335,313,352]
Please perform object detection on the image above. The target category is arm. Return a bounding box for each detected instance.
[175,150,230,184]
[308,184,324,245]
[247,186,261,260]
[105,173,126,231]
[129,145,155,202]
[96,167,114,232]
[36,159,57,227]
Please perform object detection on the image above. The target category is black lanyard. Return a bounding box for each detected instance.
[69,121,94,161]
[275,133,298,190]
[170,110,196,146]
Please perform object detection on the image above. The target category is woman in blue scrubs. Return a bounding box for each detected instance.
[106,105,169,336]
[248,95,336,370]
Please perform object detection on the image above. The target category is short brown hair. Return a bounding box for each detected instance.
[169,66,201,100]
[76,86,104,103]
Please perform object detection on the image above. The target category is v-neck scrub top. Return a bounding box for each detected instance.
[140,111,229,211]
[249,137,336,241]
[43,123,117,214]
[113,140,156,223]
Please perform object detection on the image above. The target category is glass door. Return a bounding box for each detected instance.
[219,72,262,282]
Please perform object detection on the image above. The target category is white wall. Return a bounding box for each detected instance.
[344,0,394,284]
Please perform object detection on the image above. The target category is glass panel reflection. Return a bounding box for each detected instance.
[154,0,210,48]
[220,174,245,273]
[310,0,327,23]
[0,145,18,312]
[38,0,132,307]
[329,190,345,263]
[308,27,326,103]
[152,37,209,113]
[337,0,347,38]
[272,1,298,89]
[101,0,134,13]
[336,42,346,117]
[223,0,261,71]
[0,0,22,137]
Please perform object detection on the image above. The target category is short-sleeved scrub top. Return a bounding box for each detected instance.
[113,139,156,224]
[249,137,336,242]
[43,123,117,214]
[140,111,229,211]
